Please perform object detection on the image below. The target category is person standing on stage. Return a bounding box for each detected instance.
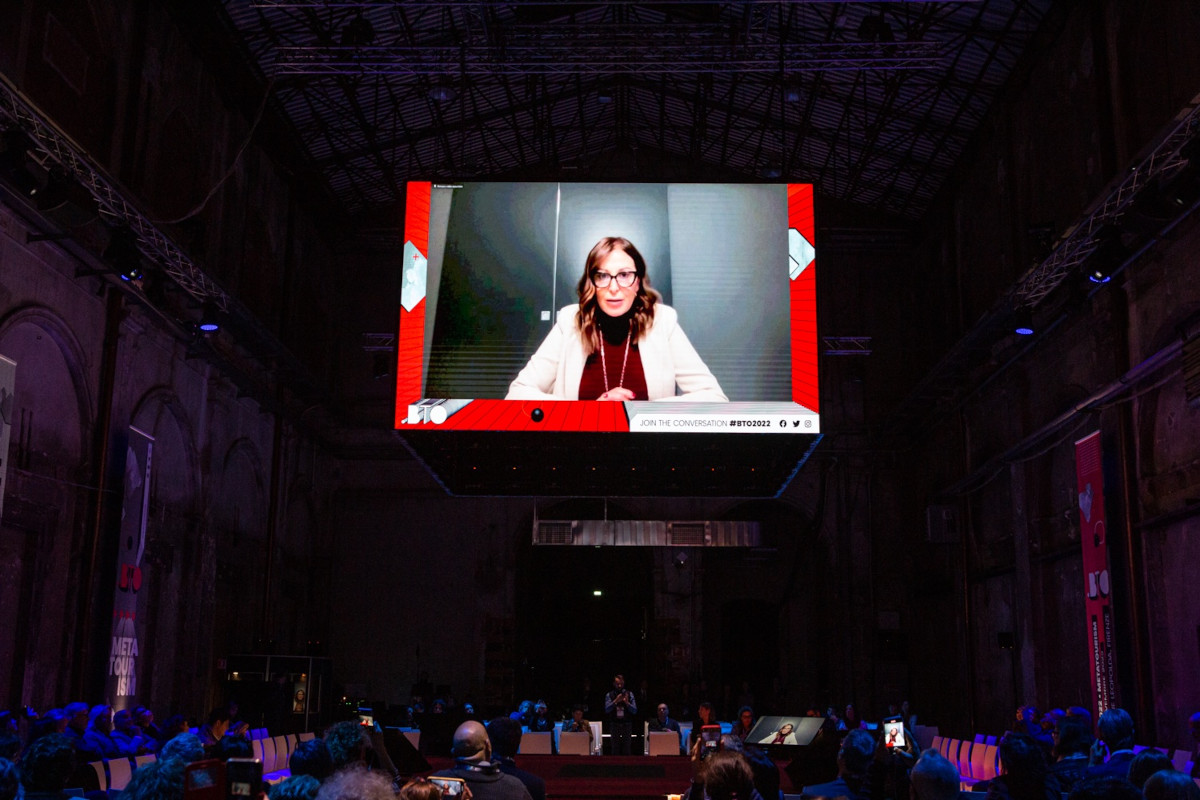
[605,674,638,755]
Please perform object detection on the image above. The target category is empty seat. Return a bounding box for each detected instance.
[986,735,997,746]
[974,734,986,744]
[969,743,989,782]
[932,736,945,757]
[979,744,999,781]
[88,761,108,792]
[956,741,975,778]
[108,757,134,791]
[261,737,277,772]
[271,735,290,772]
[298,732,315,742]
[134,754,156,769]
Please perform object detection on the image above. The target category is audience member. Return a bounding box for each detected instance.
[159,716,191,745]
[561,706,592,748]
[1049,715,1092,794]
[196,709,230,752]
[1087,709,1136,780]
[650,704,682,734]
[289,738,333,783]
[720,735,779,800]
[1068,776,1141,800]
[1143,770,1200,800]
[510,702,534,730]
[122,757,184,800]
[691,749,764,800]
[1127,751,1173,789]
[486,717,546,800]
[430,721,531,800]
[111,709,148,755]
[27,711,66,749]
[801,729,874,800]
[158,733,205,765]
[910,749,961,800]
[213,734,252,761]
[1190,712,1200,779]
[731,707,755,743]
[268,775,321,800]
[314,768,395,800]
[396,777,444,800]
[0,733,18,762]
[0,758,19,800]
[82,705,128,759]
[134,707,161,749]
[19,734,75,800]
[324,721,368,773]
[986,733,1050,800]
[689,703,719,750]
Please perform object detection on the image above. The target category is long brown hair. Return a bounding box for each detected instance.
[575,236,660,354]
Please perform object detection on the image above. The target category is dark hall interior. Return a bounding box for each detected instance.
[2,0,1200,774]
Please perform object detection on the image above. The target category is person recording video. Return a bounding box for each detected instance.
[605,673,638,755]
[506,237,727,402]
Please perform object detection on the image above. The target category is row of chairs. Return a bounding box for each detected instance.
[84,732,318,793]
[931,736,1001,787]
[255,731,317,781]
[933,734,1198,788]
[85,753,159,792]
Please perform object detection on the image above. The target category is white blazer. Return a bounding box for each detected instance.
[506,304,728,401]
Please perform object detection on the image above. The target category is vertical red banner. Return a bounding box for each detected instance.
[106,426,153,709]
[1074,430,1118,719]
[788,183,818,413]
[395,182,431,426]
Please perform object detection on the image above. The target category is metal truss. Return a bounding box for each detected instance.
[0,77,231,310]
[823,336,873,356]
[271,40,943,77]
[1015,95,1200,308]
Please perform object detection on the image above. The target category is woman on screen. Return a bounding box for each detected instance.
[762,722,796,745]
[506,236,727,402]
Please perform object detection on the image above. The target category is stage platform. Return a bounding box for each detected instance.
[424,755,797,799]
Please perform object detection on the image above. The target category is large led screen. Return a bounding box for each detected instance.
[395,181,818,433]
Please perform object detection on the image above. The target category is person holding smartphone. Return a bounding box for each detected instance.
[429,721,531,800]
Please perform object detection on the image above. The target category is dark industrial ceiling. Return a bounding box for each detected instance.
[215,0,1056,220]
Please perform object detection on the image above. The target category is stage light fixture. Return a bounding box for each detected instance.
[428,85,456,103]
[198,302,221,333]
[1013,310,1034,336]
[1081,225,1128,286]
[103,226,144,282]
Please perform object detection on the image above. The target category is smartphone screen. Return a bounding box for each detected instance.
[700,724,722,749]
[184,760,224,800]
[226,758,262,800]
[882,718,905,748]
[430,777,466,796]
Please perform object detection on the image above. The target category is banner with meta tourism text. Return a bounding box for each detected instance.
[1074,430,1118,719]
[106,427,154,708]
[0,355,14,522]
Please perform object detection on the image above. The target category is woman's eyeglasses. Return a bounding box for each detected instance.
[592,270,638,288]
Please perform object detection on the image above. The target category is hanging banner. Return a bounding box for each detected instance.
[1075,430,1118,719]
[106,427,153,708]
[0,355,15,522]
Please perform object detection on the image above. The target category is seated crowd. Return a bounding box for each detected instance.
[0,694,1196,800]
